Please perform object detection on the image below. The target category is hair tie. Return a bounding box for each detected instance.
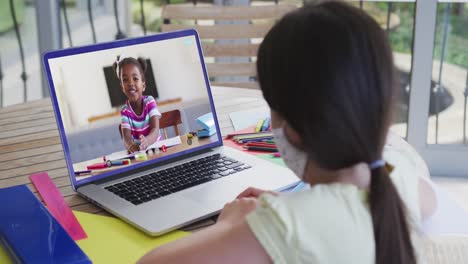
[369,159,385,170]
[115,54,128,78]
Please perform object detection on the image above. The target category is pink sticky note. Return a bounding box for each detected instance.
[30,172,87,241]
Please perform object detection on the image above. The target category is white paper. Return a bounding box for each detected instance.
[146,135,182,150]
[229,107,269,131]
[105,136,182,161]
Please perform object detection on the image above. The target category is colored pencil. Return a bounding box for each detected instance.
[246,142,277,148]
[74,170,92,176]
[246,141,276,146]
[233,133,274,141]
[255,119,265,132]
[261,117,270,132]
[243,146,278,152]
[226,132,267,139]
[237,137,275,144]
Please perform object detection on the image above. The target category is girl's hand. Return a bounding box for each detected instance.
[217,198,258,227]
[128,143,140,153]
[236,187,278,199]
[139,135,149,150]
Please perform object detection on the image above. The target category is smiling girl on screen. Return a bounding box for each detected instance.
[113,56,161,153]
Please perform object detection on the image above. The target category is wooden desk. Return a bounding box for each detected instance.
[0,86,268,215]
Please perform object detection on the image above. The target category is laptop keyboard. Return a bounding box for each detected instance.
[104,154,251,205]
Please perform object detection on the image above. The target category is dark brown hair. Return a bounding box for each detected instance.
[257,2,415,263]
[112,56,148,81]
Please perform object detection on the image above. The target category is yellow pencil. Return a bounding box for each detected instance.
[255,119,265,132]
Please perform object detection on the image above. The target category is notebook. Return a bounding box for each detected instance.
[0,185,91,263]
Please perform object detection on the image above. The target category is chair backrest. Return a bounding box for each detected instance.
[161,3,296,89]
[159,109,183,138]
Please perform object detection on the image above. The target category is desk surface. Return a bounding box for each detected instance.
[0,86,266,216]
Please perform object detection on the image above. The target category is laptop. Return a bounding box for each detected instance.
[43,29,299,236]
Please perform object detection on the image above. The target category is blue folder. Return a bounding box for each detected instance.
[0,185,91,264]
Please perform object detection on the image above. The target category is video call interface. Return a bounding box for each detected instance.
[47,35,220,182]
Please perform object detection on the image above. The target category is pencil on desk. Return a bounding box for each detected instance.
[233,132,274,140]
[238,137,274,144]
[74,170,92,176]
[226,131,269,139]
[246,142,277,148]
[243,146,278,152]
[255,119,265,132]
[261,117,270,132]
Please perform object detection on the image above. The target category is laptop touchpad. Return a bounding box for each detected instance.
[184,180,241,206]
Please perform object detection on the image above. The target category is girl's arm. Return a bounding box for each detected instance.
[122,128,139,153]
[139,116,160,150]
[138,198,271,264]
[138,221,268,264]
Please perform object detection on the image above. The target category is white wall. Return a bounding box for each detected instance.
[48,35,209,131]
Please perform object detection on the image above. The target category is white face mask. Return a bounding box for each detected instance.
[272,127,308,179]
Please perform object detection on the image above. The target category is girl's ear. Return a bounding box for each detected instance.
[142,82,146,92]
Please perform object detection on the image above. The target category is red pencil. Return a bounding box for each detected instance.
[246,142,277,148]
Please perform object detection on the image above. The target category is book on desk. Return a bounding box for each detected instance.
[0,185,91,263]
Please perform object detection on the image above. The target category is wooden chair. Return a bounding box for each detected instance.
[161,3,296,89]
[159,109,182,138]
[119,109,182,139]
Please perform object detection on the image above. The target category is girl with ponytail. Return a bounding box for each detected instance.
[139,1,436,263]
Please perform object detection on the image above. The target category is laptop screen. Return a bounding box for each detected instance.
[44,30,223,188]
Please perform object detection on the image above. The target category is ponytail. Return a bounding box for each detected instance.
[112,56,148,81]
[369,165,416,264]
[112,61,119,79]
[136,57,148,74]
